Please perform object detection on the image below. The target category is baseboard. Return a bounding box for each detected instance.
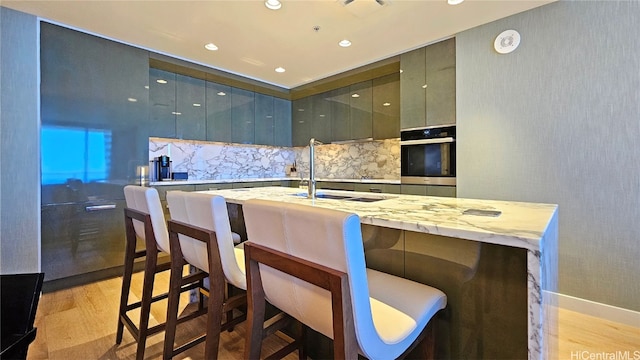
[543,291,640,328]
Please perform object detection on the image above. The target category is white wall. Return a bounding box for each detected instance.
[456,1,640,311]
[0,7,41,273]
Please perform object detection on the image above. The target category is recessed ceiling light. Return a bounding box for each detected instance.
[193,103,201,107]
[351,93,360,98]
[217,91,226,96]
[144,85,149,89]
[448,0,464,4]
[204,43,218,51]
[422,84,428,89]
[157,79,167,84]
[339,39,352,47]
[172,112,182,115]
[275,67,286,73]
[127,98,138,102]
[383,102,391,107]
[265,0,281,10]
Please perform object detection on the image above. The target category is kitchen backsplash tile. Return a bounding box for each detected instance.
[294,139,400,180]
[149,137,400,181]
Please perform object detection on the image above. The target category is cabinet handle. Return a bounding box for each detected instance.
[85,204,116,212]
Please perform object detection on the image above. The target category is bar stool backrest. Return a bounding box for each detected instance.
[243,200,385,354]
[166,191,246,290]
[123,185,170,254]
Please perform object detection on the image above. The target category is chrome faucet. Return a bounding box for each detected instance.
[308,138,323,199]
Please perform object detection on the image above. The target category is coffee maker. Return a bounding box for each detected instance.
[151,155,172,181]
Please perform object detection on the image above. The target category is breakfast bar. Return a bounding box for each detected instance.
[198,186,558,360]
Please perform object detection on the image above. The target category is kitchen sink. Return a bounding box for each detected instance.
[290,191,395,203]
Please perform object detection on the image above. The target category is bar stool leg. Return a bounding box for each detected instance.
[136,248,158,360]
[163,258,184,360]
[116,232,137,344]
[204,276,225,360]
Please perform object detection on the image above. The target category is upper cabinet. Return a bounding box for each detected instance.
[205,82,232,142]
[349,80,373,140]
[176,74,206,141]
[292,97,312,146]
[372,73,400,139]
[273,97,292,147]
[231,87,255,144]
[330,87,351,142]
[311,93,333,144]
[149,68,177,138]
[254,93,275,146]
[400,37,456,129]
[152,67,291,146]
[295,74,399,145]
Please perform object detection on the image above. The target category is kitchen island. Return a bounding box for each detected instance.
[198,186,558,360]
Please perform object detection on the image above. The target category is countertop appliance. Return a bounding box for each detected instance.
[151,155,172,182]
[401,125,456,186]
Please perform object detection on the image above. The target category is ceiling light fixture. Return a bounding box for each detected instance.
[204,43,218,51]
[265,0,282,10]
[383,102,391,107]
[351,93,360,98]
[217,91,226,96]
[193,103,201,107]
[127,98,138,102]
[448,0,464,5]
[156,79,167,84]
[275,67,286,73]
[339,39,352,47]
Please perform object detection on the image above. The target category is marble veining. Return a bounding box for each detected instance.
[150,138,296,180]
[197,186,558,360]
[294,138,400,180]
[149,137,400,182]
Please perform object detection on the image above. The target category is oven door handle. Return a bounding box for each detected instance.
[400,137,455,145]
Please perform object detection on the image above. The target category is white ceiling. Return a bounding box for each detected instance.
[4,0,554,89]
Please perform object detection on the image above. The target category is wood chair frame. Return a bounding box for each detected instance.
[163,219,247,360]
[244,241,437,360]
[116,208,206,360]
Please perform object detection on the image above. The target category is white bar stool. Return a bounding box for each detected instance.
[242,199,448,360]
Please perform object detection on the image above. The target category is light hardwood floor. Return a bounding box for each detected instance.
[26,270,639,359]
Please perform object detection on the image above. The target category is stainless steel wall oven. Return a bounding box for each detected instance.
[401,125,456,185]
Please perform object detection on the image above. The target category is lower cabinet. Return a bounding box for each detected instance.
[401,185,456,197]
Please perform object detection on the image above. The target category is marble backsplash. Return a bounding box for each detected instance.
[149,137,400,181]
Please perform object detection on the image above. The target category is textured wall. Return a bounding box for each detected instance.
[0,7,41,273]
[456,1,640,311]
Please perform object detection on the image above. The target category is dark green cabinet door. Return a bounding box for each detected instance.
[149,68,176,137]
[312,92,332,143]
[425,37,456,127]
[331,87,351,142]
[206,82,232,142]
[254,93,274,145]
[400,47,426,130]
[372,73,400,139]
[231,87,255,144]
[176,74,206,140]
[350,80,373,140]
[292,97,312,146]
[273,97,292,146]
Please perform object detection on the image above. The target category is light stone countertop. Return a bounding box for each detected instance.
[197,186,556,252]
[150,177,401,186]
